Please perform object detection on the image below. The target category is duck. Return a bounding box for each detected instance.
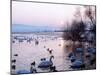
[14,54,18,56]
[30,66,37,73]
[18,39,23,43]
[11,65,16,70]
[47,48,50,51]
[30,61,37,73]
[31,61,36,66]
[12,40,15,43]
[49,50,53,54]
[11,59,16,63]
[27,38,33,43]
[35,40,39,45]
[38,56,54,69]
[47,48,53,54]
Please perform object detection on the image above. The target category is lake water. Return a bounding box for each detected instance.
[11,32,72,74]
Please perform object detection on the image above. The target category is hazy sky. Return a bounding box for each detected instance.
[12,1,84,27]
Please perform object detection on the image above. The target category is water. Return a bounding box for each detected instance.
[11,32,72,74]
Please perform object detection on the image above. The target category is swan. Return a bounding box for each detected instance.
[68,52,76,62]
[17,70,30,74]
[38,56,54,69]
[70,59,85,69]
[68,52,74,58]
[75,48,83,53]
[87,47,96,54]
[70,55,76,63]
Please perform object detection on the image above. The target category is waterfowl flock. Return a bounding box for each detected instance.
[11,34,96,74]
[12,36,34,44]
[68,47,96,69]
[11,35,59,74]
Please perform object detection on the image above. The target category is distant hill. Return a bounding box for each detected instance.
[12,24,62,33]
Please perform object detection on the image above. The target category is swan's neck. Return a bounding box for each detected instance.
[49,56,54,62]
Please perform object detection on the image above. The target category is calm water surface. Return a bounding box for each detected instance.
[11,32,72,74]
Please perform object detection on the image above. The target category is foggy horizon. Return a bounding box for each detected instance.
[12,1,85,28]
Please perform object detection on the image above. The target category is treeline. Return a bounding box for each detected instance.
[63,6,96,69]
[63,6,96,47]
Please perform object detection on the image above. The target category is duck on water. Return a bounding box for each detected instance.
[30,61,37,73]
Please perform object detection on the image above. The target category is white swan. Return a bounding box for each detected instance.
[38,56,54,69]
